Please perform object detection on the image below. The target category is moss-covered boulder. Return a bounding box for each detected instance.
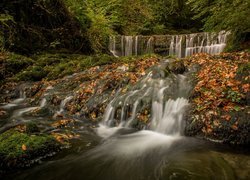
[0,126,61,171]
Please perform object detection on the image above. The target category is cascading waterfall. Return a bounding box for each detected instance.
[146,36,154,54]
[1,90,26,109]
[94,59,192,163]
[135,36,139,56]
[97,60,191,142]
[109,36,118,57]
[109,31,230,58]
[124,36,133,56]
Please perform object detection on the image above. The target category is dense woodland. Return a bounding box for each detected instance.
[0,0,249,54]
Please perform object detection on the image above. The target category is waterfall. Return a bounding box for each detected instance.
[109,31,230,58]
[169,36,175,56]
[135,36,139,56]
[95,59,192,162]
[176,35,183,58]
[97,60,190,139]
[109,36,118,57]
[146,36,154,54]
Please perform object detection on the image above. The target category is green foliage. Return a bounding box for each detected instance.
[84,0,116,53]
[63,0,91,30]
[147,0,202,34]
[226,89,242,103]
[116,0,154,35]
[188,0,250,50]
[16,65,48,81]
[0,14,15,51]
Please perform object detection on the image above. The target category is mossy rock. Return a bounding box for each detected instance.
[0,129,61,170]
[0,52,34,82]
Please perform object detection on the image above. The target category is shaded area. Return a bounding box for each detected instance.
[0,0,91,54]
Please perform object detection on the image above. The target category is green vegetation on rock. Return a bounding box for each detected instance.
[0,128,60,169]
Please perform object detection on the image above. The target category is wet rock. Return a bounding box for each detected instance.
[0,110,7,118]
[164,59,186,74]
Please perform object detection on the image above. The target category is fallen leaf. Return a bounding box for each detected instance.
[22,144,27,151]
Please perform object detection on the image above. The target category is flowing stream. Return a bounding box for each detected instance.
[0,59,249,180]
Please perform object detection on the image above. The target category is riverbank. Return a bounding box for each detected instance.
[186,52,250,146]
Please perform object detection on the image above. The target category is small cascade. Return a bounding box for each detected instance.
[124,36,133,56]
[175,35,183,58]
[1,90,26,109]
[151,98,188,135]
[109,31,230,57]
[120,36,124,56]
[54,96,73,117]
[11,107,38,119]
[109,36,118,57]
[39,98,47,108]
[97,60,191,139]
[11,97,48,119]
[146,36,154,54]
[169,36,175,56]
[135,36,139,56]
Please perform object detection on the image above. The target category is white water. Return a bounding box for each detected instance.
[39,98,47,108]
[1,90,26,109]
[109,36,118,57]
[11,107,39,119]
[109,31,230,57]
[146,36,154,54]
[11,98,48,119]
[135,36,139,56]
[54,96,73,117]
[124,36,133,56]
[96,63,190,156]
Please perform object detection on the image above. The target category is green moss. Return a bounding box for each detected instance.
[0,129,58,159]
[4,53,159,82]
[15,65,48,81]
[0,129,60,169]
[25,122,40,134]
[0,53,34,81]
[237,62,250,76]
[13,53,118,81]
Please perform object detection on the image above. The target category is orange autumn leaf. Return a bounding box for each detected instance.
[223,103,235,112]
[242,84,250,93]
[231,125,238,131]
[22,144,27,151]
[222,115,231,121]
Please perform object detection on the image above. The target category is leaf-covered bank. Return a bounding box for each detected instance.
[186,52,250,145]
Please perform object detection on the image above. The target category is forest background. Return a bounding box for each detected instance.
[0,0,249,55]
